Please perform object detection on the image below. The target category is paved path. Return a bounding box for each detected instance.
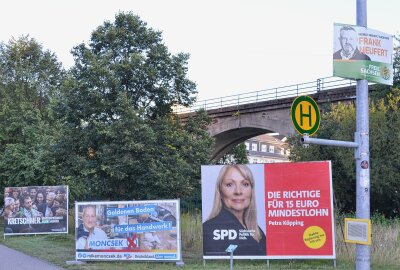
[0,244,65,270]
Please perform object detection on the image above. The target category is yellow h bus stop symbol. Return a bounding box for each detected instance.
[291,96,320,135]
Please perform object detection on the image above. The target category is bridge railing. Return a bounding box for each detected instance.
[173,76,361,114]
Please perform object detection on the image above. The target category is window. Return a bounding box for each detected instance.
[253,158,258,163]
[252,143,258,151]
[286,149,291,155]
[245,142,250,151]
[261,144,267,152]
[280,148,285,155]
[269,145,275,153]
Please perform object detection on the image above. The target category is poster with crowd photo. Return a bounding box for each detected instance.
[3,185,69,236]
[333,23,393,85]
[75,200,181,261]
[201,161,335,259]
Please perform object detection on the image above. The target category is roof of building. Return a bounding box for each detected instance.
[248,134,287,144]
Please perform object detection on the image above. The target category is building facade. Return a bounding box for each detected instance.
[244,134,290,163]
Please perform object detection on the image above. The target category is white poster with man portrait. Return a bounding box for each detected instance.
[333,23,393,85]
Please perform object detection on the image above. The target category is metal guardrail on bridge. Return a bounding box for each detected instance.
[174,77,364,114]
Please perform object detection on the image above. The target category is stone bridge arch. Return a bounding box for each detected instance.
[208,107,294,160]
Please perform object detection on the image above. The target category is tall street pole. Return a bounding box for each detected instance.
[356,0,370,269]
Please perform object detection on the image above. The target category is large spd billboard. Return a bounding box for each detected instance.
[201,162,334,259]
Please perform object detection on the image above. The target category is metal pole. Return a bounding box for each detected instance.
[302,135,359,148]
[356,1,370,269]
[230,251,233,270]
[176,198,185,267]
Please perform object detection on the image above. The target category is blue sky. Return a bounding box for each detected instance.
[1,0,399,100]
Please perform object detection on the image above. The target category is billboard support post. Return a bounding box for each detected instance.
[225,244,237,270]
[229,251,233,270]
[356,1,370,269]
[176,198,185,267]
[302,1,371,269]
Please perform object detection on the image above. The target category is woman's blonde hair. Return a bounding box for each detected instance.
[206,164,263,242]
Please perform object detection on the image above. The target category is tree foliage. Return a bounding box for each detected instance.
[288,89,400,217]
[53,13,213,201]
[68,12,196,120]
[0,37,65,199]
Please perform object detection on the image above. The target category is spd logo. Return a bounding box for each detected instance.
[213,229,237,240]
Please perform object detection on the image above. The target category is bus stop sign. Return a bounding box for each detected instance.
[291,95,320,136]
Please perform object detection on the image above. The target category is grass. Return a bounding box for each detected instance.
[1,213,400,269]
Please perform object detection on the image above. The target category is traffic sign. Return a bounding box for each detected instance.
[291,95,320,135]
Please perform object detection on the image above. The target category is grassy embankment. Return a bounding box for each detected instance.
[1,212,399,270]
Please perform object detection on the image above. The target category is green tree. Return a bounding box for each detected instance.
[68,12,196,120]
[217,143,249,164]
[288,89,400,217]
[369,89,400,217]
[0,36,65,197]
[54,12,213,201]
